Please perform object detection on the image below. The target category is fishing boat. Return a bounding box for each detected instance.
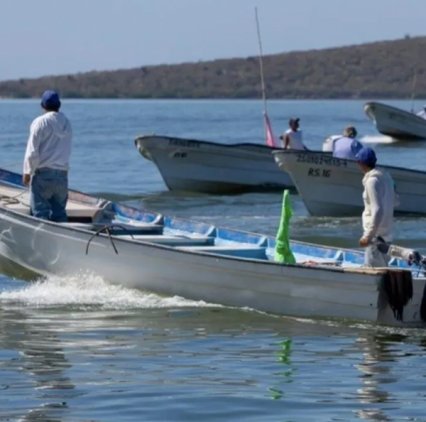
[273,150,426,217]
[134,135,294,194]
[364,101,426,140]
[0,167,424,327]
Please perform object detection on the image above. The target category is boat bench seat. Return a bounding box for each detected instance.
[108,222,164,235]
[2,199,106,222]
[117,234,214,246]
[178,244,267,259]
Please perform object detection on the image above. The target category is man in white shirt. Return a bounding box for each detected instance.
[356,147,395,267]
[23,90,72,222]
[279,118,306,150]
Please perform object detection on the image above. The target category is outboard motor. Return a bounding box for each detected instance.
[376,237,426,322]
[376,238,426,270]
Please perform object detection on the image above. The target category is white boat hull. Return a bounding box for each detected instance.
[0,169,424,326]
[364,102,426,139]
[134,135,293,193]
[273,150,426,216]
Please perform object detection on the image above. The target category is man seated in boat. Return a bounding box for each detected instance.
[279,118,307,150]
[416,105,426,119]
[331,126,363,160]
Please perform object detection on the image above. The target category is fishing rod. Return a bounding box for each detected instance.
[255,6,267,115]
[410,68,417,113]
[254,7,276,148]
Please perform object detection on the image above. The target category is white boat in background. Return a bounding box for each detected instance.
[134,135,294,194]
[364,101,426,140]
[0,167,425,327]
[273,150,426,217]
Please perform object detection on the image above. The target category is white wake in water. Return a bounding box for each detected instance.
[360,134,396,144]
[0,273,215,310]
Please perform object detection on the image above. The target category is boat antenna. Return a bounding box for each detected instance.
[255,7,277,147]
[255,6,268,114]
[410,68,417,113]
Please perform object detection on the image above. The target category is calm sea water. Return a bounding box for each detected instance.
[1,99,426,421]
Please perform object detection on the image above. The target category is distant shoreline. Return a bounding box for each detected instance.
[0,36,425,100]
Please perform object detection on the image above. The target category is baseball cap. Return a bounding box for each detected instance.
[355,147,377,167]
[289,117,300,126]
[41,90,61,110]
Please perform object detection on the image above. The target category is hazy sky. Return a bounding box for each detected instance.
[1,0,425,81]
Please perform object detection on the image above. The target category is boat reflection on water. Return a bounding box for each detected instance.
[0,304,75,421]
[355,333,408,421]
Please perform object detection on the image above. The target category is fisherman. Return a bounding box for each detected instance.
[356,147,395,267]
[23,90,73,222]
[279,117,307,150]
[332,126,363,160]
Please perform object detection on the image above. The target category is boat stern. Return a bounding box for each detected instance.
[377,268,426,326]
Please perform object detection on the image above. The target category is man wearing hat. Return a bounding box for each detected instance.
[279,117,306,150]
[356,147,396,267]
[23,90,72,222]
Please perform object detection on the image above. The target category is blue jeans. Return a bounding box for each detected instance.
[30,168,68,222]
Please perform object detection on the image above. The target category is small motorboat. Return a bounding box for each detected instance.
[364,102,426,140]
[134,135,294,194]
[0,167,424,327]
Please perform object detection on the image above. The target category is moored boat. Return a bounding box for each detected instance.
[273,150,426,217]
[0,167,424,327]
[134,135,294,194]
[364,102,426,140]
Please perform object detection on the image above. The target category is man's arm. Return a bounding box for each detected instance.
[361,178,383,243]
[283,133,291,149]
[23,120,42,179]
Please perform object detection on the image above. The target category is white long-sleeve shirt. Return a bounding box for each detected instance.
[23,111,72,175]
[361,168,395,242]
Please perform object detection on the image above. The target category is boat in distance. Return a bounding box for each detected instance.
[364,101,426,140]
[0,167,424,327]
[273,150,426,217]
[134,135,294,194]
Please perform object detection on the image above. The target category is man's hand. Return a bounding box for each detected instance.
[23,174,31,186]
[359,236,370,247]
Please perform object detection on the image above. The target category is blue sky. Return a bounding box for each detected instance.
[1,0,425,81]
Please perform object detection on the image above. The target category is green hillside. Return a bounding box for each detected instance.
[0,36,425,99]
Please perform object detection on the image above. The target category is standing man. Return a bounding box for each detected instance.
[279,117,306,150]
[356,147,395,267]
[23,90,72,222]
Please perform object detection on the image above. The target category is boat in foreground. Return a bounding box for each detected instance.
[0,168,424,327]
[273,150,426,217]
[134,135,294,193]
[364,101,426,140]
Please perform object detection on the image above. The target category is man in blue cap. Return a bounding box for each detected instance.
[356,147,396,267]
[23,90,72,222]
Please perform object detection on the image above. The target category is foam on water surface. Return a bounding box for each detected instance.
[0,272,215,310]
